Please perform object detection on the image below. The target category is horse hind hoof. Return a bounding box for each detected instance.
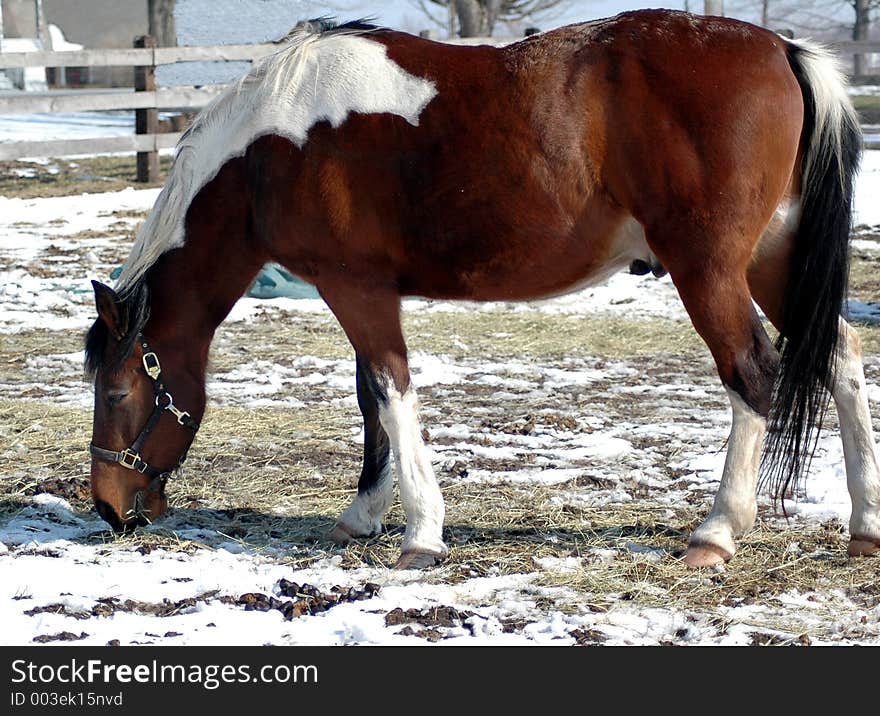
[683,543,731,568]
[847,538,880,557]
[394,550,445,570]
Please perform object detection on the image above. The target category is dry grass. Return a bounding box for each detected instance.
[850,238,880,302]
[537,519,875,612]
[0,400,90,487]
[2,390,878,634]
[213,308,722,370]
[403,311,706,359]
[0,310,711,395]
[0,156,172,199]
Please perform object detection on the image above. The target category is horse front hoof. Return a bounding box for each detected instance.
[394,550,445,570]
[683,543,731,568]
[328,522,358,546]
[848,537,880,557]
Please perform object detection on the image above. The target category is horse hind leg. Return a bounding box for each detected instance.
[832,321,880,556]
[649,230,779,567]
[683,279,778,567]
[749,231,880,557]
[321,284,448,568]
[685,383,770,567]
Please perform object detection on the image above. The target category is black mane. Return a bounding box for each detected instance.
[84,278,151,377]
[277,17,381,43]
[317,18,380,34]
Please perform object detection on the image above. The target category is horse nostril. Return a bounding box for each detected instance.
[94,500,124,532]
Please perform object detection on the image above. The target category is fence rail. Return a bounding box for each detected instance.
[1,36,879,173]
[0,43,278,69]
[0,86,225,114]
[0,132,181,161]
[0,37,274,179]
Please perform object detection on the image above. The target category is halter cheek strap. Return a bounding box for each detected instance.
[89,334,199,493]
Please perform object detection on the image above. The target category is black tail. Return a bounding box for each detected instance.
[762,41,862,507]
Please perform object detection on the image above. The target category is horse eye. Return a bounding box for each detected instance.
[106,391,128,408]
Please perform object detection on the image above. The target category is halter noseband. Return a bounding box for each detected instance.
[89,334,199,494]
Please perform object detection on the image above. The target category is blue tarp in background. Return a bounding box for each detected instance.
[246,263,319,299]
[109,263,320,299]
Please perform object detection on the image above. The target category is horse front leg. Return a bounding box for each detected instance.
[372,367,448,568]
[329,356,394,543]
[321,284,448,568]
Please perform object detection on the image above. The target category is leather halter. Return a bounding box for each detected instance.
[89,334,199,494]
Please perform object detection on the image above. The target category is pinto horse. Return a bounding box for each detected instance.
[85,10,879,569]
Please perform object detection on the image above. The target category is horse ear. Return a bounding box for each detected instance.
[92,280,127,340]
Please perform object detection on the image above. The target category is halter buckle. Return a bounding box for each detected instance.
[119,448,142,470]
[142,352,161,380]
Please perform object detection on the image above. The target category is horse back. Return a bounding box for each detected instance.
[242,11,803,300]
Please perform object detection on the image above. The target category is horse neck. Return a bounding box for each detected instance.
[143,189,268,376]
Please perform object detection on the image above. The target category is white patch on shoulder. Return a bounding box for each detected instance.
[117,30,437,292]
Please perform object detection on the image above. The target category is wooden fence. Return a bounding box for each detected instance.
[0,36,879,177]
[0,37,278,179]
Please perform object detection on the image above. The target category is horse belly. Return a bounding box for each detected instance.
[400,215,653,302]
[518,216,654,301]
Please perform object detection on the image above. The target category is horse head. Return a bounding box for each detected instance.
[86,280,204,532]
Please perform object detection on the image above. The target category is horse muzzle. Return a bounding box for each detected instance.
[94,487,168,533]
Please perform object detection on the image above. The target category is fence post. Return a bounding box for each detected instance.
[134,35,158,183]
[35,0,47,48]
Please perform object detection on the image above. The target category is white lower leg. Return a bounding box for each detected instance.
[336,464,394,537]
[832,321,880,544]
[689,389,766,557]
[378,384,447,556]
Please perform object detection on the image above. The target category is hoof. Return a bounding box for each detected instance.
[328,522,358,546]
[848,537,880,557]
[683,543,731,568]
[394,550,445,570]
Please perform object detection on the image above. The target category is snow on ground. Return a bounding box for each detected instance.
[2,146,880,644]
[0,188,159,333]
[0,112,134,144]
[854,149,880,227]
